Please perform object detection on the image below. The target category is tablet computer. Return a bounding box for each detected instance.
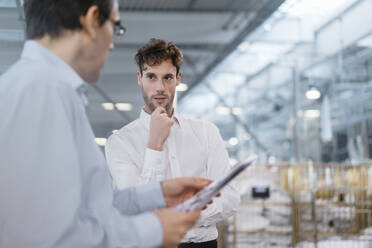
[175,155,258,211]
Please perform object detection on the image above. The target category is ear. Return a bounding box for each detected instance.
[80,5,100,40]
[176,72,182,86]
[137,71,143,86]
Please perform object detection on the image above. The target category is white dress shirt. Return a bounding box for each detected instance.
[0,41,165,247]
[106,109,240,243]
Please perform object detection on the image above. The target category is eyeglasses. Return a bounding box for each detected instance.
[110,19,126,40]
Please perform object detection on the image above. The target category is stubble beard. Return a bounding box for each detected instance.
[142,89,175,115]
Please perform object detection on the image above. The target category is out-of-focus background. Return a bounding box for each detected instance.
[2,0,372,247]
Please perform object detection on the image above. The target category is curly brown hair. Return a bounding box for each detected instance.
[135,38,183,76]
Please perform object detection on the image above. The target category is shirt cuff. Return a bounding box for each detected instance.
[136,182,166,212]
[143,148,165,173]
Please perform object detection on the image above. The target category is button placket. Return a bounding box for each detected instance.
[168,128,182,178]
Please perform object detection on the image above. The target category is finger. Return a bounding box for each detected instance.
[195,178,213,190]
[158,106,166,114]
[180,178,213,190]
[177,210,201,230]
[202,201,213,210]
[198,178,213,186]
[153,106,161,114]
[153,106,166,115]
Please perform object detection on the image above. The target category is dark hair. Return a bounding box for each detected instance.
[24,0,113,39]
[135,38,183,75]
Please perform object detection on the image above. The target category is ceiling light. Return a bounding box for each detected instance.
[305,109,320,119]
[102,102,114,110]
[112,130,118,134]
[232,107,243,115]
[229,137,239,146]
[216,106,231,115]
[306,87,321,100]
[95,138,107,147]
[176,83,188,92]
[115,103,132,111]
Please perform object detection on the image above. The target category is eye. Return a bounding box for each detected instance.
[147,74,155,80]
[164,75,173,81]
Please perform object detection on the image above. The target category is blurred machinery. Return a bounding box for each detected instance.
[219,162,372,248]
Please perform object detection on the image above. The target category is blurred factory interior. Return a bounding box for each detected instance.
[2,0,372,247]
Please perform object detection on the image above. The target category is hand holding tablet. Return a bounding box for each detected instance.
[175,155,258,211]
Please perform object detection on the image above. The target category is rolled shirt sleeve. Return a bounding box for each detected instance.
[106,135,167,189]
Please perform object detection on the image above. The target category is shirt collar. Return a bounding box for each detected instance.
[21,40,85,92]
[139,108,182,130]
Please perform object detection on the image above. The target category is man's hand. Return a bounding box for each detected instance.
[154,209,200,248]
[161,177,212,207]
[147,107,174,151]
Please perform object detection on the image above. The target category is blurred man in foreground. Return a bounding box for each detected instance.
[0,1,212,247]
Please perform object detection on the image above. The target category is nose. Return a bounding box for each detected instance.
[155,79,165,92]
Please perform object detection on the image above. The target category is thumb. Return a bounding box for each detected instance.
[182,178,212,191]
[195,178,213,189]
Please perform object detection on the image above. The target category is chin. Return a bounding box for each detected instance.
[84,72,101,83]
[155,103,167,108]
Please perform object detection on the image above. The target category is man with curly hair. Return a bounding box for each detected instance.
[106,39,240,248]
